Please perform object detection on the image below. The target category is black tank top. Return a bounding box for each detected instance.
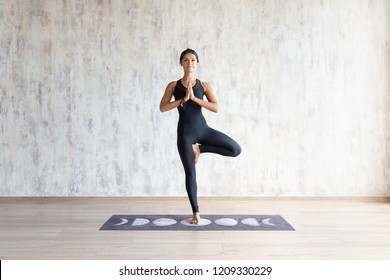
[174,79,205,119]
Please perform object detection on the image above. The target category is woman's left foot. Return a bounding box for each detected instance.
[193,144,200,165]
[190,212,200,224]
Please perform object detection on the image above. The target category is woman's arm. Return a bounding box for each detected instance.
[160,81,182,112]
[192,82,218,113]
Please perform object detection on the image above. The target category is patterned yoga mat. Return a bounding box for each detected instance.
[99,215,295,231]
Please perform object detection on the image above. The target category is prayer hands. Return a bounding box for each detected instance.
[186,80,195,101]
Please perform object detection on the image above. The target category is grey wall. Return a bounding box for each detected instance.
[1,0,389,196]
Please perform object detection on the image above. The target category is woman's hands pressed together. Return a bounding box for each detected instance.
[184,80,196,102]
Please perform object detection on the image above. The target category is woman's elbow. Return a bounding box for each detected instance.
[213,103,218,113]
[159,103,167,112]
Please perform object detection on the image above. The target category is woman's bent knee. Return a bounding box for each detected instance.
[233,143,241,157]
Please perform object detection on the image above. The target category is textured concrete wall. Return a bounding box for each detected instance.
[1,0,389,196]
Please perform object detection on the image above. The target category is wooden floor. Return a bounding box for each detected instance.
[1,197,390,260]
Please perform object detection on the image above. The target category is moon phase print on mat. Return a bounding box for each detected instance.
[215,218,238,226]
[152,218,177,226]
[241,217,277,227]
[131,218,150,226]
[241,218,260,226]
[113,218,150,227]
[114,218,129,226]
[100,215,295,231]
[180,218,212,226]
[261,218,277,226]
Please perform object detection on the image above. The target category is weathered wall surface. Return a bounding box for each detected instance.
[1,0,389,196]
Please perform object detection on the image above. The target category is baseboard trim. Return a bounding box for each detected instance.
[1,196,389,202]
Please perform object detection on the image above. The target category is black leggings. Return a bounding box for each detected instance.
[177,115,241,213]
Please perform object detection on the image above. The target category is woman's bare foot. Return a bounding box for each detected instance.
[190,212,200,224]
[192,144,200,165]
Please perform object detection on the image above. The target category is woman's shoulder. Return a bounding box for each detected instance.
[200,81,212,92]
[165,80,178,90]
[167,80,178,87]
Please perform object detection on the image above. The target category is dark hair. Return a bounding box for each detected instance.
[179,48,199,64]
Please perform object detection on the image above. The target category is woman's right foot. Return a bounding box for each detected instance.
[192,144,200,165]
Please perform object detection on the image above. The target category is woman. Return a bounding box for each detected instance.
[160,49,241,224]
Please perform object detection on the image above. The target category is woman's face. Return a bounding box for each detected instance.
[181,53,198,73]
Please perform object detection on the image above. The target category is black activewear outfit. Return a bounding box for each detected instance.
[174,79,241,213]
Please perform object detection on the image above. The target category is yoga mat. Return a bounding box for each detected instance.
[99,215,294,231]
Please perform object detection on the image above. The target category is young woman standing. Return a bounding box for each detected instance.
[160,49,241,224]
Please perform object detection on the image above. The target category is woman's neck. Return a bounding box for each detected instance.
[182,73,196,83]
